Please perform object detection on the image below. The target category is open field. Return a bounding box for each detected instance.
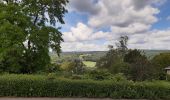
[83,61,96,67]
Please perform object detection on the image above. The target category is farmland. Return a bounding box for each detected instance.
[50,50,170,67]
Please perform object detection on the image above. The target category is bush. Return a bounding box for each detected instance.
[167,75,170,81]
[0,74,170,99]
[112,73,128,82]
[47,73,57,80]
[46,64,61,73]
[151,53,170,80]
[88,69,113,80]
[71,75,83,80]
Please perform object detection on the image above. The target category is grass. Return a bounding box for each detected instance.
[83,61,96,67]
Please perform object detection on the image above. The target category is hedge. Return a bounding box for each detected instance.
[0,74,170,99]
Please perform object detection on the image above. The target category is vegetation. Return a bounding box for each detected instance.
[83,61,96,68]
[0,74,169,99]
[0,0,68,73]
[151,53,170,80]
[0,0,170,99]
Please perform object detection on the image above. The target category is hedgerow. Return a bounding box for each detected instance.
[0,74,170,99]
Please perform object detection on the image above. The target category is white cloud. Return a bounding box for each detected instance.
[61,42,108,51]
[63,22,111,42]
[88,0,160,29]
[132,0,166,10]
[61,0,169,51]
[167,16,170,21]
[111,23,151,35]
[128,29,170,50]
[68,0,100,15]
[62,26,170,51]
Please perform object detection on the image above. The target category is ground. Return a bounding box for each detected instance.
[0,98,114,100]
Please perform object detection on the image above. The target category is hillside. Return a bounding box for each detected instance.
[50,50,170,64]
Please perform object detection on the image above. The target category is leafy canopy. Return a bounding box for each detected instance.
[0,0,68,73]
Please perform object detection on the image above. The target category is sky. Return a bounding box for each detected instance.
[59,0,170,51]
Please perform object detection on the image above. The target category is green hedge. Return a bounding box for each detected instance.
[0,74,170,99]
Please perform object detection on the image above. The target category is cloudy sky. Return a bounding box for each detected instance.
[59,0,170,51]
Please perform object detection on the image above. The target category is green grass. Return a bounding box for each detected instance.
[83,61,96,67]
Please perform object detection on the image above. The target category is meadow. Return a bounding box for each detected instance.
[83,61,96,68]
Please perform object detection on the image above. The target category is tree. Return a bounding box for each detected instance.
[116,36,129,57]
[60,59,85,75]
[0,0,68,73]
[124,49,155,81]
[151,53,170,80]
[124,49,145,63]
[96,36,129,74]
[0,3,30,73]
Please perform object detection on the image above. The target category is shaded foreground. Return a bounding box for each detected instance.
[0,98,145,100]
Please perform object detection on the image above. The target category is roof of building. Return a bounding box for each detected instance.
[165,66,170,70]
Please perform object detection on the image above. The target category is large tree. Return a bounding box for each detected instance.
[124,49,155,81]
[151,53,170,80]
[0,0,68,73]
[96,36,129,74]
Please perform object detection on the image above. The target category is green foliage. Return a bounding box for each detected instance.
[46,63,61,73]
[109,61,130,75]
[112,73,128,82]
[96,36,129,75]
[0,0,68,73]
[60,59,85,75]
[116,36,129,57]
[152,53,170,69]
[88,69,113,80]
[0,74,170,99]
[60,61,75,72]
[96,49,129,75]
[124,49,155,81]
[151,53,170,80]
[0,3,29,73]
[167,75,170,81]
[96,49,120,69]
[47,73,57,80]
[124,49,145,63]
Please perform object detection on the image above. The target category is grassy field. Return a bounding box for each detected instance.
[83,61,96,67]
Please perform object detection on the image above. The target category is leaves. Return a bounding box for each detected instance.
[0,0,68,73]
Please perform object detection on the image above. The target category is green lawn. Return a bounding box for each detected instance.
[83,61,96,67]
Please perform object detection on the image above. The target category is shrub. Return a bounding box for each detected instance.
[71,75,83,80]
[167,75,170,81]
[88,69,113,80]
[46,64,61,73]
[0,74,170,99]
[47,73,57,80]
[112,73,128,82]
[151,53,170,80]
